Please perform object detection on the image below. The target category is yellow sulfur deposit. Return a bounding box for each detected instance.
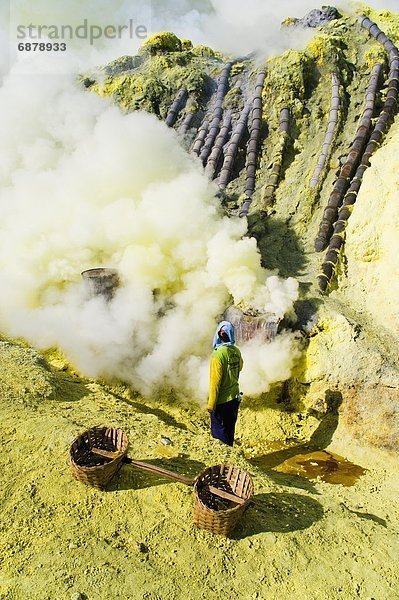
[344,119,399,337]
[1,342,399,599]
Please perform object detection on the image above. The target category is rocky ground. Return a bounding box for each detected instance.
[1,341,399,600]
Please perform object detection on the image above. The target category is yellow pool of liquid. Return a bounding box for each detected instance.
[251,446,365,486]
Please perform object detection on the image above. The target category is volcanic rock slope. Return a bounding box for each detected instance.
[85,6,399,452]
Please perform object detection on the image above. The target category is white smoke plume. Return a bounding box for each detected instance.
[0,41,300,402]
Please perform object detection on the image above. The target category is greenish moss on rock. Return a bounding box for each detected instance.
[104,55,143,76]
[139,32,182,56]
[189,45,216,58]
[223,86,243,111]
[307,34,347,68]
[265,49,315,119]
[181,39,193,50]
[91,33,227,117]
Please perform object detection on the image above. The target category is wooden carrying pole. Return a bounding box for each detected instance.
[91,448,246,504]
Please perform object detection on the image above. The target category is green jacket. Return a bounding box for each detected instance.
[208,345,243,411]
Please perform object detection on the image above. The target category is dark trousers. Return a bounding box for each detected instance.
[210,399,240,446]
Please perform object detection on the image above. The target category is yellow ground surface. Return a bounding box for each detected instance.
[1,342,398,600]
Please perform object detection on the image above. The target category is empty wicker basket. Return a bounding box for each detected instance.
[70,426,128,490]
[193,464,254,536]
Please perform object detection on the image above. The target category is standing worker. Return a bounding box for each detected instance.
[208,320,243,446]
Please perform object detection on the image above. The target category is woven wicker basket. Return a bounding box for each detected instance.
[193,464,254,536]
[69,426,129,490]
